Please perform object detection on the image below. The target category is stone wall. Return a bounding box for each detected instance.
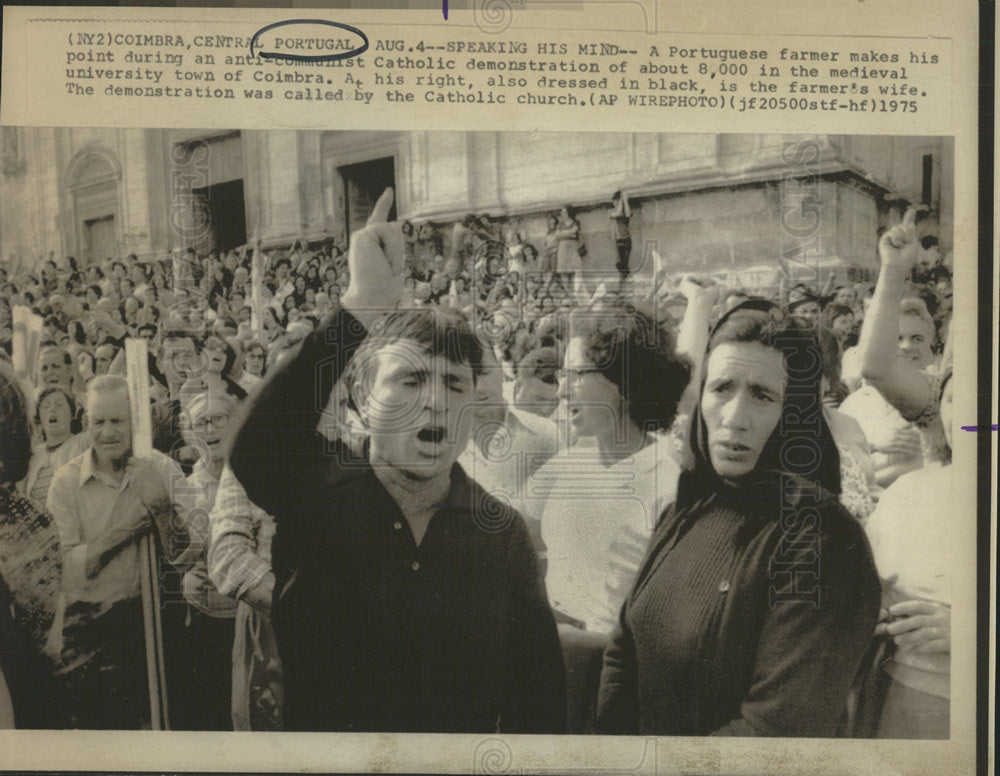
[2,129,952,288]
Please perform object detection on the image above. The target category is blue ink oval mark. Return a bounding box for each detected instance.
[249,19,369,63]
[961,424,998,432]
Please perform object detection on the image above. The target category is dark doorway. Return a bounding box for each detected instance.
[192,179,247,254]
[339,157,396,242]
[83,214,116,266]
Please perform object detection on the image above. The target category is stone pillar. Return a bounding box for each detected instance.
[296,131,326,242]
[259,131,303,246]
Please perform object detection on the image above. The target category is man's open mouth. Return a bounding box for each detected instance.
[417,426,446,444]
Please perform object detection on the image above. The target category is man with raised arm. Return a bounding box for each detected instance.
[227,189,565,733]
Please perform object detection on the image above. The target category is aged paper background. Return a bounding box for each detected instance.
[0,1,985,773]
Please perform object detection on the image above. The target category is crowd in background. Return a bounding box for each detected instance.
[0,190,956,739]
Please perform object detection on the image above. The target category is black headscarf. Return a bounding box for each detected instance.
[675,300,841,523]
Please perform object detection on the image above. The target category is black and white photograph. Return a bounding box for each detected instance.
[0,127,964,743]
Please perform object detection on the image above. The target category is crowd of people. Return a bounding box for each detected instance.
[0,187,956,739]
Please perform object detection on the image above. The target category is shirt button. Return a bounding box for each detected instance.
[394,521,402,530]
[718,580,730,593]
[411,561,420,572]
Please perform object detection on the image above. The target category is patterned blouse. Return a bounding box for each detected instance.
[0,485,62,656]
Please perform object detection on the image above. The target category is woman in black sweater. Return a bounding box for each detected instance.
[596,300,881,737]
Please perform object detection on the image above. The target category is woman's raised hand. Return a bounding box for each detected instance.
[878,206,919,272]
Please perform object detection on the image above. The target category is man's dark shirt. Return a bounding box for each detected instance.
[229,307,566,733]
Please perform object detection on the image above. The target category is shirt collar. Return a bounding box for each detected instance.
[79,448,129,489]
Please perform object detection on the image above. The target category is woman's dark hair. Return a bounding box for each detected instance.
[197,332,247,401]
[569,300,691,432]
[821,303,854,329]
[0,361,33,483]
[694,300,841,494]
[33,384,83,439]
[200,332,238,377]
[560,205,577,220]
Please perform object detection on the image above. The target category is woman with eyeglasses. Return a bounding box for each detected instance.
[524,277,714,732]
[596,300,880,737]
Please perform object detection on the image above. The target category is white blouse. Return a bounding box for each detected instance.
[533,433,681,634]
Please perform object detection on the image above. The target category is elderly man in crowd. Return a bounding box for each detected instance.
[227,189,565,733]
[46,375,193,728]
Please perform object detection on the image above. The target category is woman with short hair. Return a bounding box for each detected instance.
[20,385,88,507]
[526,278,714,732]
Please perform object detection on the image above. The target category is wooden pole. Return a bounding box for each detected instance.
[250,239,264,340]
[125,338,170,730]
[12,306,43,387]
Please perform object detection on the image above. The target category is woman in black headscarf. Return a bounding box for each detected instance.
[596,300,881,737]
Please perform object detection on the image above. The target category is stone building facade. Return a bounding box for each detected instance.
[1,128,951,290]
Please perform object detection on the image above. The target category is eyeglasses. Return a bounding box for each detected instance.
[555,368,603,384]
[180,412,230,432]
